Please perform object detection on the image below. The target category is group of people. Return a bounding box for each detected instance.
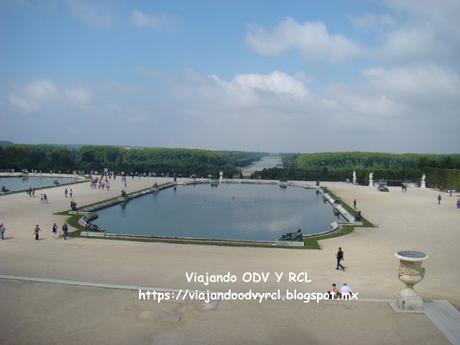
[329,247,355,299]
[90,175,112,190]
[327,282,353,299]
[64,188,73,198]
[40,193,49,203]
[1,222,70,241]
[34,222,69,240]
[26,187,52,204]
[52,222,69,240]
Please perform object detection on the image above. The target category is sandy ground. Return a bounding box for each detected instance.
[0,178,458,303]
[0,279,450,345]
[0,177,458,344]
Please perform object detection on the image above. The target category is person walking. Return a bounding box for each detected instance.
[353,199,357,209]
[336,247,345,271]
[52,223,58,235]
[437,194,442,205]
[62,223,68,240]
[69,189,73,198]
[0,223,5,240]
[65,188,68,198]
[34,225,41,240]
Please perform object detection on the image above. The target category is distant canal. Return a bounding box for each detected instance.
[0,176,80,192]
[93,183,344,242]
[242,156,282,176]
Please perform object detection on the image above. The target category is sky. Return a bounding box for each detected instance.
[1,0,459,153]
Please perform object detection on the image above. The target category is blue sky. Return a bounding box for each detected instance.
[1,0,459,152]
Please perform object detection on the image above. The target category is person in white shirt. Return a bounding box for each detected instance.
[340,283,353,299]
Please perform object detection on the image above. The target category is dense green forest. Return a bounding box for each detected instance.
[1,145,458,189]
[0,144,263,177]
[256,152,460,190]
[293,152,460,170]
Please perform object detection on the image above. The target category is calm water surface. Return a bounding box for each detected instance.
[0,176,80,191]
[93,183,343,241]
[242,156,282,175]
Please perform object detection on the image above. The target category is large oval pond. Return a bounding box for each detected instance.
[93,183,344,242]
[0,176,81,192]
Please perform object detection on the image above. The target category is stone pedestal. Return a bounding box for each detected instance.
[397,288,424,311]
[368,173,374,187]
[395,250,428,312]
[352,171,357,185]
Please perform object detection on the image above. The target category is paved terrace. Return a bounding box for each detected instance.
[0,177,459,344]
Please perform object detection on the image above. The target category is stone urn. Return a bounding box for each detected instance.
[395,250,428,311]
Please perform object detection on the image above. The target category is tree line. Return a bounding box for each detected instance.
[0,144,263,177]
[255,152,460,190]
[1,145,458,190]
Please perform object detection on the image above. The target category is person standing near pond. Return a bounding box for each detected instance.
[437,194,442,205]
[0,223,5,240]
[64,188,68,198]
[62,223,68,240]
[34,225,41,240]
[69,189,73,198]
[336,247,345,271]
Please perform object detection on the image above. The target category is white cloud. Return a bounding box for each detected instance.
[347,13,395,31]
[166,67,460,151]
[383,0,460,40]
[170,70,320,117]
[65,0,114,29]
[351,1,460,63]
[130,9,168,30]
[246,18,364,62]
[379,26,448,61]
[362,65,460,98]
[64,88,91,105]
[9,79,57,112]
[9,79,91,113]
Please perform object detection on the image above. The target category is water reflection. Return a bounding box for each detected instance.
[94,184,345,241]
[0,177,79,192]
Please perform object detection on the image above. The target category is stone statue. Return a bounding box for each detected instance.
[368,172,374,187]
[352,171,357,184]
[279,229,303,242]
[420,174,426,189]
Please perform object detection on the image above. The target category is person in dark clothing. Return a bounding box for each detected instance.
[34,225,40,240]
[336,247,345,271]
[437,194,442,205]
[353,199,357,209]
[62,223,68,240]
